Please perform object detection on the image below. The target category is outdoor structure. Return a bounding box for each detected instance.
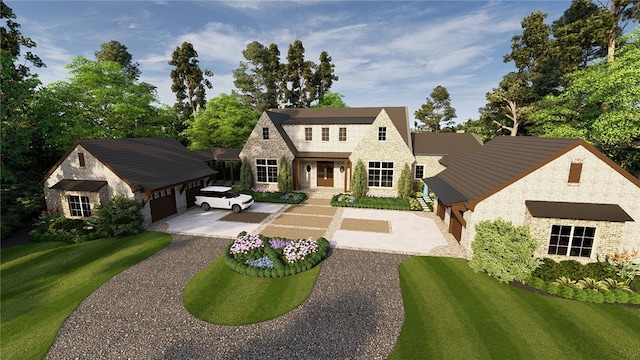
[239,107,481,195]
[40,137,217,224]
[424,136,640,263]
[191,148,241,184]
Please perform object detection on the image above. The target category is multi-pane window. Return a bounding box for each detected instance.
[322,127,329,141]
[548,225,595,257]
[378,127,387,141]
[305,127,312,141]
[68,195,91,217]
[415,165,424,179]
[262,127,269,140]
[256,159,278,182]
[339,127,347,142]
[368,161,394,187]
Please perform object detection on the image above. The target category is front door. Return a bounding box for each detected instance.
[317,161,334,187]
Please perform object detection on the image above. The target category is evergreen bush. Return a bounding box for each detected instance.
[239,157,254,192]
[397,163,413,198]
[351,160,367,198]
[277,156,293,193]
[469,218,542,283]
[93,195,143,238]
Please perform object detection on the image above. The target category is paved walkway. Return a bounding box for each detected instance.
[151,190,466,258]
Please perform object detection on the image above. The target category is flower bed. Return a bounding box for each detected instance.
[222,232,330,277]
[244,187,307,204]
[331,193,421,211]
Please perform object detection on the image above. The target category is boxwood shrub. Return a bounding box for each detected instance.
[223,232,330,278]
[532,258,622,282]
[331,193,413,210]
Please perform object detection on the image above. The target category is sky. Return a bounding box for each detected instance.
[9,0,573,124]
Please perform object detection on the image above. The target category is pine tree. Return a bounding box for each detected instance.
[239,157,254,192]
[169,42,213,122]
[397,163,413,198]
[277,156,293,193]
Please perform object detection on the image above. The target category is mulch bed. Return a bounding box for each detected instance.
[271,214,333,228]
[340,219,390,233]
[219,212,270,223]
[285,205,337,216]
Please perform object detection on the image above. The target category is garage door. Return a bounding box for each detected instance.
[449,212,463,243]
[150,188,177,222]
[185,180,204,208]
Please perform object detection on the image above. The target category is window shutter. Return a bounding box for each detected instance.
[568,163,582,183]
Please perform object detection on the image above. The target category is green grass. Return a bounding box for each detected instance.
[183,256,321,325]
[389,257,640,360]
[0,232,172,360]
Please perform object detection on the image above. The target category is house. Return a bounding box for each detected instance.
[424,136,640,262]
[41,138,217,224]
[239,107,481,194]
[191,148,242,184]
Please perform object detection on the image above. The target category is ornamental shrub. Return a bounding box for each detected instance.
[630,292,640,305]
[239,157,254,192]
[602,290,617,303]
[586,290,604,304]
[93,195,143,237]
[397,163,413,199]
[574,289,589,301]
[277,156,293,193]
[558,285,575,299]
[532,258,561,281]
[469,218,542,283]
[351,160,367,198]
[612,289,631,304]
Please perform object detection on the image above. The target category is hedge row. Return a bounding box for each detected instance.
[525,277,640,305]
[532,258,623,282]
[330,194,412,210]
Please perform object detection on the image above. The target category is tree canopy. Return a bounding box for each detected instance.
[169,42,213,121]
[414,85,456,132]
[95,40,141,80]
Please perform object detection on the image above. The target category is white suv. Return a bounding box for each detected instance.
[194,186,254,213]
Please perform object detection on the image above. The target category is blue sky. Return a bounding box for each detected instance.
[10,0,572,123]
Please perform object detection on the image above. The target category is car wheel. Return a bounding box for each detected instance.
[232,204,241,213]
[201,203,210,211]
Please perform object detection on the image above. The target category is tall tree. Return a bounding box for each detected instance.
[233,41,282,112]
[313,51,339,104]
[481,72,537,136]
[414,85,456,132]
[530,30,640,176]
[284,40,314,107]
[169,42,213,121]
[95,40,141,79]
[181,93,259,149]
[601,0,639,62]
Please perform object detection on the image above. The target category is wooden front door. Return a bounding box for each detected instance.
[317,161,334,187]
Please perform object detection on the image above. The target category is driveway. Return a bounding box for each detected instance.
[151,198,464,257]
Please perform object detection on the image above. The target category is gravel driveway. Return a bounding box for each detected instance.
[46,234,408,359]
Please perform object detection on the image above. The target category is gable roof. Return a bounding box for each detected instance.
[424,136,640,209]
[43,138,216,192]
[412,132,482,156]
[265,107,412,153]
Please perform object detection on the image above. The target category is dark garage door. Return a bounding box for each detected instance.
[150,188,177,222]
[186,180,204,208]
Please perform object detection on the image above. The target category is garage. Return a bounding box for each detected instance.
[150,188,177,222]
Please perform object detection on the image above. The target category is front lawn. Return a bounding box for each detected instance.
[0,232,172,360]
[183,255,322,325]
[389,257,640,359]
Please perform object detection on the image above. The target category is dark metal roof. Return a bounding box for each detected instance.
[266,107,412,149]
[423,175,468,204]
[412,132,482,155]
[526,201,634,222]
[76,138,216,191]
[428,137,582,207]
[50,179,108,192]
[191,148,241,161]
[296,152,351,159]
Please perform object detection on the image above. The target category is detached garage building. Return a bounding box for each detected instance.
[41,138,217,224]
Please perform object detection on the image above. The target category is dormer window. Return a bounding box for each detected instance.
[568,162,582,183]
[262,127,269,140]
[78,152,85,168]
[378,127,387,141]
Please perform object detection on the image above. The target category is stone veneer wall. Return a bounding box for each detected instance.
[459,145,640,261]
[524,211,624,263]
[349,109,415,196]
[414,155,445,179]
[239,112,295,191]
[282,124,369,153]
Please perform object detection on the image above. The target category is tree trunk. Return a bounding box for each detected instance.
[607,0,617,63]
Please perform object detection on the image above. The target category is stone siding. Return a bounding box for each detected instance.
[460,145,640,261]
[349,109,415,196]
[282,124,368,153]
[239,112,295,191]
[414,155,445,179]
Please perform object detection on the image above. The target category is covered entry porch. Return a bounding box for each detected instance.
[293,154,352,193]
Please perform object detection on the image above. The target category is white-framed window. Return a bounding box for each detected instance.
[322,127,329,141]
[378,127,387,141]
[305,127,312,141]
[368,161,393,187]
[339,127,347,141]
[256,159,278,182]
[415,165,424,179]
[548,225,595,257]
[262,127,270,140]
[68,195,91,217]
